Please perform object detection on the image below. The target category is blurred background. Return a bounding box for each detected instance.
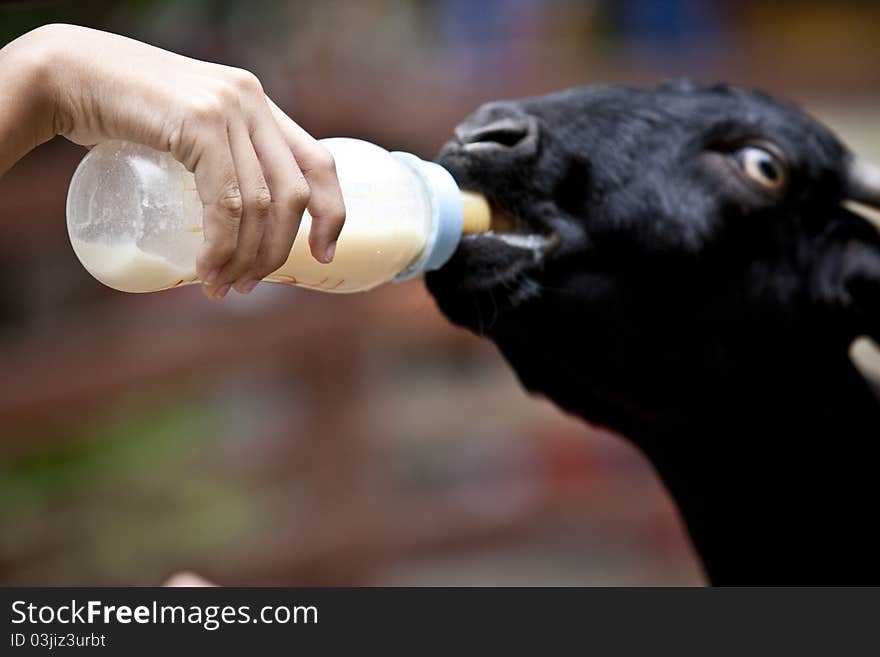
[1,0,878,586]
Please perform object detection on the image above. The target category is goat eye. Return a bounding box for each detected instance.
[736,146,787,192]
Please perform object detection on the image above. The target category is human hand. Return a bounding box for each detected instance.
[0,24,345,298]
[164,572,215,587]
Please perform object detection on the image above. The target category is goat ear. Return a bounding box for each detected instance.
[814,208,880,342]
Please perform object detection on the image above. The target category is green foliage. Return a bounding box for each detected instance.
[0,399,212,523]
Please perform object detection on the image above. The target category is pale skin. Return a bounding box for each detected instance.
[0,24,346,299]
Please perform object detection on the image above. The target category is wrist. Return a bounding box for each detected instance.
[0,25,66,169]
[8,25,67,135]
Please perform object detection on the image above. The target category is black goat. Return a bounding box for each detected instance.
[425,81,880,585]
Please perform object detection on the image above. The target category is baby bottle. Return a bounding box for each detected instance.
[66,138,489,293]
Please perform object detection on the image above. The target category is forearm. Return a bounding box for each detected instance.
[0,26,58,176]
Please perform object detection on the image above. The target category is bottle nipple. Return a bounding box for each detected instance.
[461,191,491,234]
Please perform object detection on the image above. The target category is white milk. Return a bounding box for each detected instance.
[71,220,424,294]
[70,239,197,293]
[67,138,483,294]
[271,215,425,292]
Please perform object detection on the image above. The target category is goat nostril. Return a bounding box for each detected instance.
[473,127,527,148]
[457,119,532,149]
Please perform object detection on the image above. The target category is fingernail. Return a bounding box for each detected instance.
[324,241,337,263]
[204,268,220,284]
[215,283,231,299]
[241,279,259,294]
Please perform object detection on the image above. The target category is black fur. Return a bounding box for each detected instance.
[426,81,880,585]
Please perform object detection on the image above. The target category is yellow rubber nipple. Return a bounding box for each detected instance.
[461,191,491,234]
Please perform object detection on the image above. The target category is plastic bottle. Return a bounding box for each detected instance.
[66,138,490,293]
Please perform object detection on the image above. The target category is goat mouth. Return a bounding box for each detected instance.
[430,145,559,294]
[430,197,560,293]
[468,201,560,254]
